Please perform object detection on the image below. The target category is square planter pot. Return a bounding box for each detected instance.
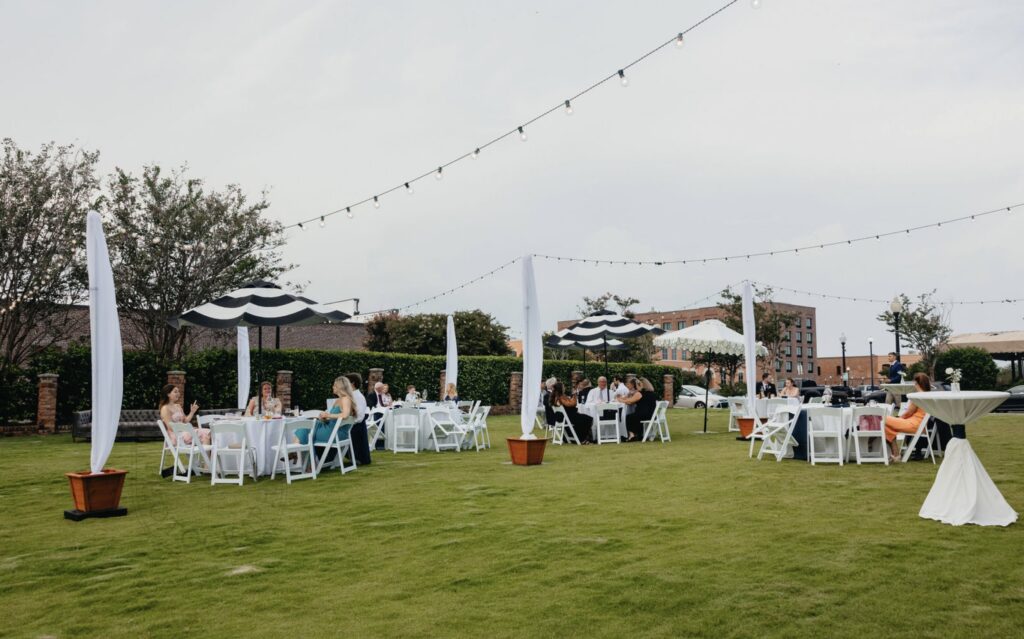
[507,438,549,466]
[737,417,757,439]
[65,469,128,520]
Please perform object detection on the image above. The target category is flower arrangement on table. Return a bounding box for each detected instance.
[946,367,963,391]
[898,369,908,382]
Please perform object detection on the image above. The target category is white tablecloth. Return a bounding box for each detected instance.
[578,403,627,440]
[907,391,1016,527]
[210,417,296,476]
[383,403,464,451]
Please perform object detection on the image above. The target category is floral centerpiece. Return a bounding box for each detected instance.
[946,367,963,392]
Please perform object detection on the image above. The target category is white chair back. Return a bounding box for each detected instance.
[427,407,463,452]
[271,418,317,483]
[209,420,256,485]
[808,407,845,465]
[391,407,421,453]
[594,402,620,444]
[552,405,581,445]
[757,407,801,462]
[727,398,747,431]
[850,405,891,465]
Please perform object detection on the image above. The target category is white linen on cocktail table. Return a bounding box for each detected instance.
[577,403,627,439]
[211,417,288,476]
[383,403,464,451]
[908,391,1016,527]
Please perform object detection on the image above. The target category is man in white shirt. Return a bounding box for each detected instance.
[612,376,630,399]
[345,372,371,463]
[587,377,613,405]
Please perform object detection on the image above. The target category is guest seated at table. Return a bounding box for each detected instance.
[245,381,283,416]
[623,378,657,441]
[159,384,208,446]
[549,381,593,443]
[405,385,419,402]
[443,382,459,403]
[884,373,930,463]
[612,376,629,399]
[345,372,371,464]
[295,376,356,448]
[367,382,393,410]
[779,378,801,399]
[587,376,613,405]
[756,373,777,399]
[576,378,592,403]
[381,384,394,407]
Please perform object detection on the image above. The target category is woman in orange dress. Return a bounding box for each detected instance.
[884,372,930,462]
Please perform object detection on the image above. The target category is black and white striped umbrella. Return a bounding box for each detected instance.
[558,310,664,342]
[168,281,350,329]
[545,328,628,350]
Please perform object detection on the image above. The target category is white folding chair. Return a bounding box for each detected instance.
[311,417,357,475]
[326,398,337,410]
[209,421,258,486]
[271,419,317,483]
[757,407,801,462]
[849,405,891,465]
[427,407,464,452]
[551,405,581,445]
[156,420,181,475]
[807,407,845,465]
[727,398,747,432]
[643,401,671,442]
[900,414,937,464]
[366,409,388,450]
[391,407,420,453]
[470,405,492,449]
[166,421,213,483]
[594,403,620,444]
[534,406,548,432]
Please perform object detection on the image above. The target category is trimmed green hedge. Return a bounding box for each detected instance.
[2,345,701,425]
[934,347,998,390]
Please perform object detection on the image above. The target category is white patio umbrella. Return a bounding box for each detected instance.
[520,255,541,439]
[654,319,767,434]
[445,314,458,390]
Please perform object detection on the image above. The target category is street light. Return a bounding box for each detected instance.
[840,332,847,386]
[890,296,904,363]
[868,337,876,387]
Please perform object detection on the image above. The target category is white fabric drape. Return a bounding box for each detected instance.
[520,255,541,439]
[919,439,1018,526]
[237,327,250,410]
[445,314,458,390]
[86,211,123,474]
[741,282,758,416]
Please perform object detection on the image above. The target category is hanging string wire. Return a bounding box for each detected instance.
[284,0,741,231]
[742,280,1024,306]
[337,200,1022,315]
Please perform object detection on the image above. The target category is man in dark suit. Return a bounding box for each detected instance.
[756,373,777,398]
[366,382,387,410]
[576,379,592,404]
[884,352,906,405]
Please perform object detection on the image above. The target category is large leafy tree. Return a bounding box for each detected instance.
[102,165,291,362]
[876,291,951,374]
[0,139,98,371]
[574,292,654,364]
[364,309,512,356]
[717,284,798,370]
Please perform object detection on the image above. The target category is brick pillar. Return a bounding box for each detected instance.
[663,374,675,404]
[36,373,58,433]
[167,370,186,402]
[571,370,583,390]
[368,368,384,394]
[439,370,446,399]
[275,370,293,410]
[509,371,523,412]
[626,373,637,384]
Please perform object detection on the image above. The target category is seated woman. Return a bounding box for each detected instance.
[443,383,459,403]
[245,381,283,416]
[884,372,931,463]
[624,378,657,441]
[549,381,593,443]
[295,376,357,449]
[779,378,801,399]
[405,385,419,402]
[159,384,208,445]
[616,378,642,415]
[380,384,393,407]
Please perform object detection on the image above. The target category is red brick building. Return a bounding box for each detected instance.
[816,353,923,387]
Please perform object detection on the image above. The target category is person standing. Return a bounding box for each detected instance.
[884,352,907,405]
[345,372,372,466]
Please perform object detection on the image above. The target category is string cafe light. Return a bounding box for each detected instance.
[405,182,414,195]
[518,126,527,142]
[435,167,443,180]
[346,207,353,219]
[374,196,380,209]
[618,69,629,87]
[675,33,685,47]
[564,100,573,115]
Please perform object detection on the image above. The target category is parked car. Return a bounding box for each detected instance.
[994,385,1024,413]
[676,385,728,409]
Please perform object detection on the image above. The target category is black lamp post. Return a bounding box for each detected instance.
[868,337,875,388]
[840,332,847,386]
[890,296,904,363]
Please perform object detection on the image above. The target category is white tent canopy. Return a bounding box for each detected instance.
[654,319,768,357]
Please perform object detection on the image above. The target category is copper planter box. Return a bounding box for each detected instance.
[507,438,549,465]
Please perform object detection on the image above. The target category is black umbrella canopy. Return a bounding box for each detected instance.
[167,281,350,329]
[558,309,664,342]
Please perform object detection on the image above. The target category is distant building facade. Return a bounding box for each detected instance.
[816,353,923,387]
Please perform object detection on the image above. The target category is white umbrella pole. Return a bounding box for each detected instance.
[519,255,541,438]
[741,282,758,419]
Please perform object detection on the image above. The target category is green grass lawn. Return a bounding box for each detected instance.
[1,409,1022,638]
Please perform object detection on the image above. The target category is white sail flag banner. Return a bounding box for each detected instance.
[741,282,758,416]
[520,255,541,439]
[445,314,458,390]
[237,327,250,411]
[86,211,123,474]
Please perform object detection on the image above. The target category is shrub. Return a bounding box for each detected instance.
[933,347,998,390]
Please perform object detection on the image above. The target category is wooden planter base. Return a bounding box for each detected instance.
[737,418,757,439]
[65,469,128,520]
[507,438,549,465]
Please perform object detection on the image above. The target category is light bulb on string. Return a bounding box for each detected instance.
[435,167,443,180]
[751,0,762,8]
[618,69,628,87]
[346,207,353,220]
[518,126,527,141]
[373,196,380,209]
[298,222,305,230]
[405,182,414,195]
[564,100,573,115]
[319,216,325,228]
[675,33,684,48]
[471,148,480,159]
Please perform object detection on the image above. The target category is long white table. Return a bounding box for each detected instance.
[577,403,627,440]
[909,391,1016,527]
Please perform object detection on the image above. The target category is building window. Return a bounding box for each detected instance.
[784,331,791,341]
[806,317,812,329]
[807,331,813,344]
[808,347,813,358]
[784,346,791,356]
[786,361,793,372]
[836,365,841,375]
[797,363,804,375]
[796,330,803,342]
[775,360,782,372]
[807,361,813,373]
[670,348,677,361]
[796,346,803,357]
[661,348,668,360]
[693,319,700,326]
[662,322,671,331]
[677,321,685,330]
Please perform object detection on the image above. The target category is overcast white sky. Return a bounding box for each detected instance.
[3,0,1022,357]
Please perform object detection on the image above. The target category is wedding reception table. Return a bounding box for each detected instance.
[881,382,917,403]
[209,416,302,476]
[577,403,627,440]
[908,391,1016,526]
[383,403,464,451]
